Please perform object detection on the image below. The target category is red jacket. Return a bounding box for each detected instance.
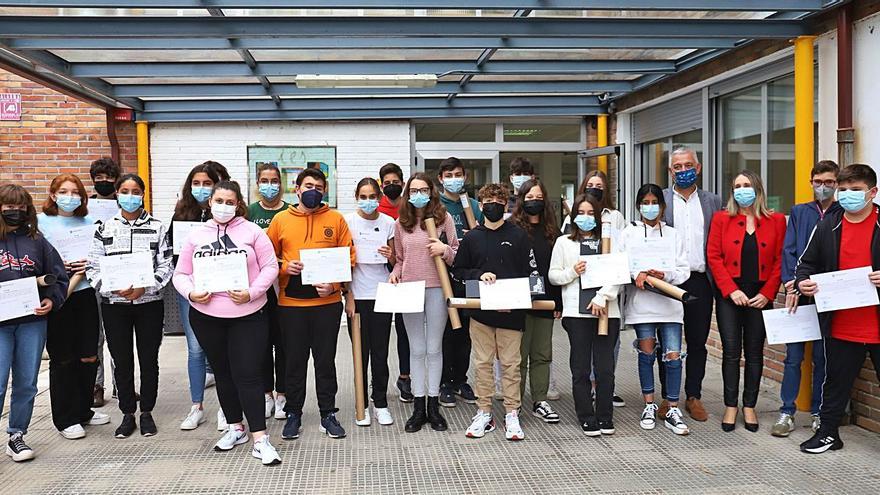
[707,211,786,300]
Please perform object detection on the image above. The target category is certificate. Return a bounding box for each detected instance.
[0,277,41,323]
[479,277,532,310]
[99,251,155,291]
[354,229,387,265]
[374,281,425,313]
[762,304,822,345]
[579,252,632,289]
[45,224,96,262]
[300,247,352,285]
[192,253,249,293]
[173,221,203,255]
[88,198,119,223]
[812,266,880,313]
[627,236,675,273]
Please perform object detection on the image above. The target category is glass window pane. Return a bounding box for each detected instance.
[721,86,763,201]
[502,123,581,143]
[640,129,703,189]
[415,123,495,142]
[767,75,795,213]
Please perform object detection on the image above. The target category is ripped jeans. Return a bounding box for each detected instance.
[633,323,684,403]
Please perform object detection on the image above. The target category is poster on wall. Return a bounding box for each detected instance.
[247,145,338,208]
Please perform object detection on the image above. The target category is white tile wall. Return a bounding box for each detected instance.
[148,120,412,222]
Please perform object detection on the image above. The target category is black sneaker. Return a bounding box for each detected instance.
[319,413,347,439]
[532,401,561,424]
[6,432,34,462]
[612,394,626,408]
[115,414,137,438]
[599,420,615,435]
[281,413,302,440]
[396,377,414,403]
[439,383,456,408]
[455,383,477,404]
[140,412,157,437]
[581,420,601,437]
[800,431,844,454]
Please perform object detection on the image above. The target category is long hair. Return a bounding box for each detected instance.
[635,183,665,220]
[725,169,774,218]
[173,161,231,221]
[398,172,448,233]
[42,173,89,217]
[567,193,603,241]
[510,178,560,242]
[211,181,248,219]
[578,169,614,211]
[0,184,39,240]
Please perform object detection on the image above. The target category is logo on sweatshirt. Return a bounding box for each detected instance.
[323,226,334,239]
[0,250,36,272]
[193,234,248,258]
[501,241,512,247]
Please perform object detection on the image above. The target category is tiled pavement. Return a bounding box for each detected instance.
[3,322,880,494]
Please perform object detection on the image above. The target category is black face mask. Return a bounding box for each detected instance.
[522,200,545,216]
[383,184,403,201]
[2,210,26,227]
[94,180,116,197]
[585,187,604,202]
[482,202,505,223]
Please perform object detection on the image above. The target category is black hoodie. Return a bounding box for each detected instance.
[0,227,69,325]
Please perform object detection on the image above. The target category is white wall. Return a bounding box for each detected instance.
[149,120,411,222]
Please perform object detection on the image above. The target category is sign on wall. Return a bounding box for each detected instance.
[0,93,21,121]
[247,145,338,208]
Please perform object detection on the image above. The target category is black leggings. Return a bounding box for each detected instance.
[262,289,286,394]
[562,317,620,424]
[102,301,164,415]
[396,313,410,376]
[190,306,269,433]
[715,285,767,408]
[346,300,393,408]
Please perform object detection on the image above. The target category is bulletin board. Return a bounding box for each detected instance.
[247,145,338,207]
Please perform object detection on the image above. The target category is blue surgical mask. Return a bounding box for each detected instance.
[358,198,379,214]
[442,177,465,194]
[191,186,211,203]
[511,175,530,193]
[838,189,870,212]
[674,168,698,189]
[733,187,756,208]
[117,193,143,213]
[640,204,661,221]
[574,214,596,233]
[55,194,82,213]
[259,183,280,200]
[408,192,430,209]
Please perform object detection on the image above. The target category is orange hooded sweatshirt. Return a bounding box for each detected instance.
[266,204,355,307]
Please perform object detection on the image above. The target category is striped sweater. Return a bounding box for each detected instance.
[391,213,459,288]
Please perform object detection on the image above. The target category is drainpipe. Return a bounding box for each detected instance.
[597,114,608,174]
[837,3,855,167]
[136,121,152,212]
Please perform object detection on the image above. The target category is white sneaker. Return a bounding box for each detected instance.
[252,435,282,466]
[640,403,658,430]
[274,395,287,420]
[665,407,689,436]
[204,372,216,389]
[374,407,394,426]
[214,424,248,451]
[504,410,525,441]
[87,411,111,426]
[180,405,205,431]
[217,409,228,432]
[355,411,372,427]
[264,393,275,419]
[465,410,495,438]
[60,424,86,440]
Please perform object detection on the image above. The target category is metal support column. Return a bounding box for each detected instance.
[597,114,609,174]
[136,121,152,212]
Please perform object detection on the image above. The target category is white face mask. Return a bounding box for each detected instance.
[211,203,237,224]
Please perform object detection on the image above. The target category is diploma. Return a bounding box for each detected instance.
[762,304,822,345]
[45,224,97,262]
[354,229,387,265]
[579,252,632,289]
[99,251,155,291]
[374,281,425,313]
[812,266,880,313]
[478,277,532,310]
[300,247,352,285]
[88,198,119,223]
[0,277,41,323]
[627,236,675,272]
[173,221,203,255]
[192,253,249,293]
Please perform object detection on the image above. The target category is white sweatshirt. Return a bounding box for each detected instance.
[548,232,623,319]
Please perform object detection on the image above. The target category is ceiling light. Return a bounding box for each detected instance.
[295,74,437,89]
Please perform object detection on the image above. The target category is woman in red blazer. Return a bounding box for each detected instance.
[707,169,786,433]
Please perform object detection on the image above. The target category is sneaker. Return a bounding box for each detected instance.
[532,401,561,424]
[665,407,689,435]
[214,424,249,451]
[6,433,34,462]
[180,405,205,431]
[264,393,275,419]
[281,413,302,440]
[546,388,561,401]
[640,403,658,430]
[612,394,626,407]
[800,431,844,454]
[274,396,287,420]
[504,410,525,441]
[87,411,111,426]
[396,377,414,403]
[598,420,615,435]
[439,383,456,408]
[60,424,86,440]
[93,385,106,408]
[374,407,394,426]
[115,414,136,438]
[252,435,282,466]
[319,413,347,439]
[581,420,601,437]
[810,415,821,433]
[140,412,157,436]
[217,410,228,432]
[455,383,477,404]
[204,372,216,389]
[771,413,795,438]
[465,410,495,438]
[355,411,372,427]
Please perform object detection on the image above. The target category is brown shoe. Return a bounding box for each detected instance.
[93,385,105,408]
[656,399,670,420]
[686,397,708,422]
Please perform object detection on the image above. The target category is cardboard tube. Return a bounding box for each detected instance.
[423,217,462,329]
[597,222,611,336]
[351,313,366,423]
[448,297,555,311]
[645,276,697,303]
[459,192,478,230]
[36,274,56,287]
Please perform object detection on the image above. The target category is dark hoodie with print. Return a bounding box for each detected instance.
[0,227,69,325]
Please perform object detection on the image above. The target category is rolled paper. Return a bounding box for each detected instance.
[423,217,462,330]
[447,297,555,311]
[36,274,56,287]
[598,221,612,336]
[645,275,697,303]
[351,313,366,422]
[460,192,478,230]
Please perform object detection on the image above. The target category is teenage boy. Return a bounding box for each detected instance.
[508,157,536,210]
[795,163,880,454]
[437,157,483,407]
[773,160,840,438]
[453,183,532,441]
[267,168,355,440]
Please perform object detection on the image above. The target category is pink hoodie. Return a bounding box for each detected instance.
[173,216,278,318]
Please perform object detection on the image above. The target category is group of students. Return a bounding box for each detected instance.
[1,148,878,466]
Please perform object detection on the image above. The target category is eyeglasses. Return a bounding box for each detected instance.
[409,187,431,195]
[811,179,837,188]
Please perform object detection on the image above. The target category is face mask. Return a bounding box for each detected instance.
[191,186,212,203]
[838,189,870,213]
[585,187,604,202]
[94,180,115,197]
[408,192,430,209]
[259,183,280,200]
[813,185,836,202]
[733,187,756,208]
[55,194,82,213]
[299,189,323,209]
[442,177,465,194]
[482,202,505,223]
[383,184,403,201]
[117,193,143,213]
[574,214,596,233]
[358,198,379,214]
[674,168,698,189]
[510,175,529,193]
[211,203,237,224]
[640,204,661,221]
[522,199,544,216]
[1,210,25,227]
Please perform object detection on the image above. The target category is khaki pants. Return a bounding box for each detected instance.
[470,319,522,412]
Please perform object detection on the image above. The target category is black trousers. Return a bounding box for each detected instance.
[396,313,410,375]
[279,302,343,416]
[47,288,100,430]
[819,337,880,435]
[101,301,164,415]
[715,284,767,408]
[346,300,393,408]
[658,271,713,400]
[190,305,269,433]
[562,317,620,424]
[261,289,286,394]
[441,313,472,387]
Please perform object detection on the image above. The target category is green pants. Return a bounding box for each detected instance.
[520,314,554,404]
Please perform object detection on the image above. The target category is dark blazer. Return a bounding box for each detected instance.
[662,187,722,283]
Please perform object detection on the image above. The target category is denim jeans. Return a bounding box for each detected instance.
[0,320,48,435]
[633,323,683,403]
[779,339,826,415]
[179,293,210,404]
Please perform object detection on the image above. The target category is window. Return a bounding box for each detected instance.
[502,123,581,143]
[415,123,495,142]
[641,129,703,189]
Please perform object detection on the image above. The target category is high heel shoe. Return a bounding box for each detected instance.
[721,408,737,432]
[742,408,759,432]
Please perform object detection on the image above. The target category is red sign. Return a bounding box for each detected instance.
[112,108,134,122]
[0,93,21,121]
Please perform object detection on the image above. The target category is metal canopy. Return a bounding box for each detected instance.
[0,2,838,123]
